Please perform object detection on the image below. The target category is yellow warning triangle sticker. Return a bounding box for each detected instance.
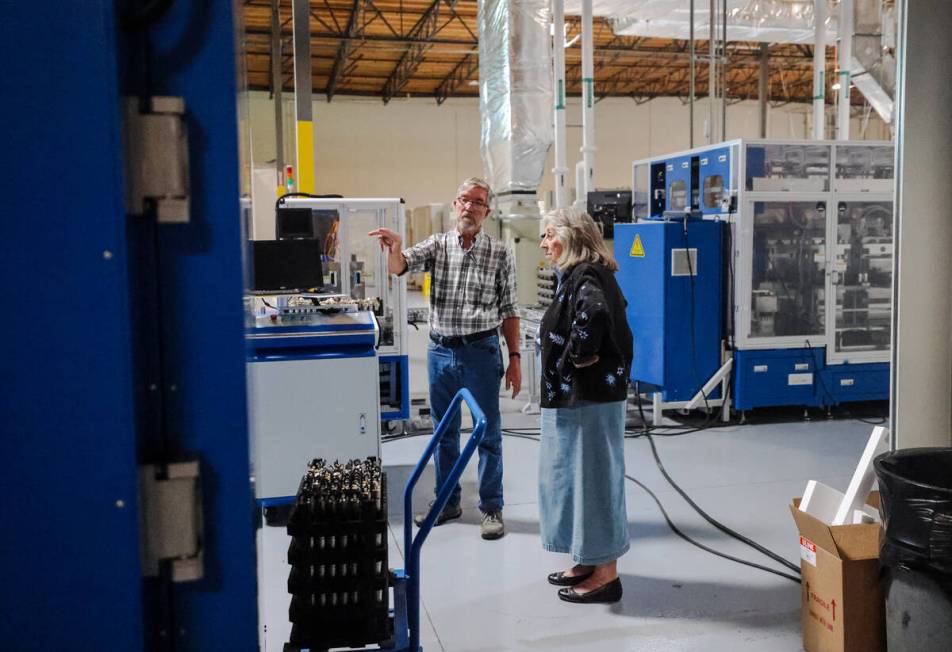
[629,234,645,257]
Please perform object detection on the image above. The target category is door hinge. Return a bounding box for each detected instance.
[123,96,190,223]
[139,460,203,582]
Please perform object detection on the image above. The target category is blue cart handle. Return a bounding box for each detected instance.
[402,388,486,651]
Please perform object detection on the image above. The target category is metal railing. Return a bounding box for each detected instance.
[401,388,487,652]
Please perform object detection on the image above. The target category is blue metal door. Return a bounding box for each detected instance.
[1,1,257,649]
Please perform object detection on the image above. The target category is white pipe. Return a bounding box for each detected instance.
[709,0,717,143]
[837,0,853,140]
[552,0,568,208]
[689,0,695,148]
[721,0,727,139]
[578,0,595,210]
[813,0,827,139]
[574,161,585,209]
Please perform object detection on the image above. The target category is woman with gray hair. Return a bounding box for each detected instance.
[537,208,633,604]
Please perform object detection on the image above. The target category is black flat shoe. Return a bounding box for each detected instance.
[547,570,594,587]
[557,577,623,604]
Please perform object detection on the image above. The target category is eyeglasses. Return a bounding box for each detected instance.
[456,197,489,209]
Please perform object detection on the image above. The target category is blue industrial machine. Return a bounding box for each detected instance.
[245,196,408,649]
[248,307,382,651]
[615,220,727,417]
[623,139,894,419]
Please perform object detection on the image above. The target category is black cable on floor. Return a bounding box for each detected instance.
[385,426,800,584]
[622,468,801,584]
[642,431,801,577]
[631,382,800,577]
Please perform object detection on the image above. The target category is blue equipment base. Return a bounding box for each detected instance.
[733,347,889,410]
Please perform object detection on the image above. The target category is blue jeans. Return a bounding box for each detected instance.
[427,334,504,512]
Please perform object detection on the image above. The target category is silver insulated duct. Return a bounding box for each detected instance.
[478,0,553,306]
[478,0,553,207]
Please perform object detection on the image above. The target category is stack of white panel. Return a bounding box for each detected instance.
[799,426,889,525]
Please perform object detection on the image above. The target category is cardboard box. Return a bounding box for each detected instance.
[790,496,885,652]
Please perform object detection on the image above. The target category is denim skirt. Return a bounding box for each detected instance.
[539,401,630,565]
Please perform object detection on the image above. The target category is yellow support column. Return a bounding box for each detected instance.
[295,120,314,194]
[292,0,315,193]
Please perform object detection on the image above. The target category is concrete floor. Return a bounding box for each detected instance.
[383,415,881,652]
[381,290,884,652]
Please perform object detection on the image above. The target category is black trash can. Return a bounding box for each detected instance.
[874,447,952,652]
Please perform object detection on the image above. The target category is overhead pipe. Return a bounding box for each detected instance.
[271,0,285,190]
[709,0,716,143]
[758,44,769,138]
[577,0,595,210]
[552,0,568,208]
[478,0,552,198]
[689,0,695,148]
[837,0,853,139]
[813,0,827,139]
[721,0,727,139]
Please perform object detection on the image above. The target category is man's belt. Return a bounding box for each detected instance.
[429,328,497,348]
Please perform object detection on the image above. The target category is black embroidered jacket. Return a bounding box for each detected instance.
[539,262,634,408]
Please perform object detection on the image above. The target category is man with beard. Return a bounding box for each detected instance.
[369,177,520,540]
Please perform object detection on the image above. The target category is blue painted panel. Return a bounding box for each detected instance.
[745,145,766,191]
[249,346,376,362]
[380,354,410,420]
[129,1,258,648]
[733,348,825,410]
[733,349,888,409]
[0,2,144,649]
[665,155,693,213]
[615,223,667,387]
[258,496,296,508]
[698,146,731,216]
[822,362,890,403]
[615,221,724,402]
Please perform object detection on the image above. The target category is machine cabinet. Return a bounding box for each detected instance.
[629,139,894,411]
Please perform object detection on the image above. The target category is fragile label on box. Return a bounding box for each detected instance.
[800,536,817,566]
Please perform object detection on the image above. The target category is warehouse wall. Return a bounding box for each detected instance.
[247,91,889,210]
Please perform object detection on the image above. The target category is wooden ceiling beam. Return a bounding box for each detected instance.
[326,0,372,101]
[242,2,833,103]
[381,0,457,103]
[434,53,477,104]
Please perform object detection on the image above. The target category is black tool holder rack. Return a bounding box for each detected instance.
[285,457,391,652]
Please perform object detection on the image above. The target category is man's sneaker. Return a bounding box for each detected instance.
[480,509,505,540]
[413,501,462,527]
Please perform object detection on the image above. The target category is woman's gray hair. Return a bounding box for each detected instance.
[541,208,618,272]
[456,177,494,205]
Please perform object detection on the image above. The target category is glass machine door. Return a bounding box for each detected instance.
[337,204,403,352]
[740,199,829,348]
[827,198,894,363]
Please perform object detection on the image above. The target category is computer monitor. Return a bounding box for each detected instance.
[276,207,315,240]
[587,190,632,239]
[250,239,324,292]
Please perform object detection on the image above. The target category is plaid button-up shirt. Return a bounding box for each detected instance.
[403,229,518,337]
